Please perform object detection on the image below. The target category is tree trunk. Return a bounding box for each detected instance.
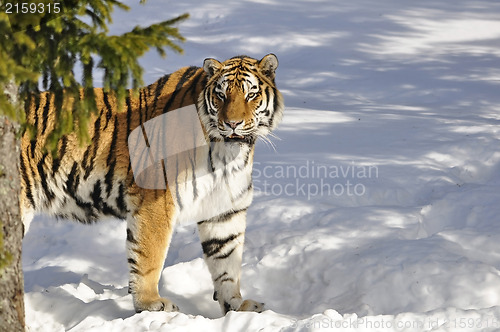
[0,113,25,331]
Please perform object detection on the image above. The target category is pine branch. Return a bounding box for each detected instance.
[0,1,189,150]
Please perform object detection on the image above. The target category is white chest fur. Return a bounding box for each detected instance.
[171,142,254,225]
[127,105,254,224]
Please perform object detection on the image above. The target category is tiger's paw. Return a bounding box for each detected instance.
[237,299,265,313]
[134,297,179,313]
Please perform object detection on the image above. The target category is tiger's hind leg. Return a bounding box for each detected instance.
[198,209,264,315]
[126,190,179,312]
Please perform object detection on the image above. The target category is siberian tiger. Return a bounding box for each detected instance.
[20,54,284,314]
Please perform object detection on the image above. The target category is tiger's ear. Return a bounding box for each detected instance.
[258,54,279,79]
[203,58,222,77]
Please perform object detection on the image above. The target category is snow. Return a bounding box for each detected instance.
[23,0,500,331]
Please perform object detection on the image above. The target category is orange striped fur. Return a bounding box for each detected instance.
[20,54,284,314]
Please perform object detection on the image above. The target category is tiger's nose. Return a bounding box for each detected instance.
[225,120,243,129]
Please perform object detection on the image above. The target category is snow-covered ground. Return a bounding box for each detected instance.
[23,0,500,331]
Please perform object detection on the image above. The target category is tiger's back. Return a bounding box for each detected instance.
[20,54,284,315]
[20,66,206,224]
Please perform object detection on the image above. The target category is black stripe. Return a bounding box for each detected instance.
[65,162,79,194]
[144,83,154,120]
[33,95,40,133]
[204,91,217,116]
[191,70,206,101]
[116,183,127,214]
[83,114,102,180]
[162,66,198,113]
[37,154,55,205]
[126,95,133,143]
[55,213,69,220]
[81,149,90,175]
[189,146,198,201]
[207,142,215,173]
[179,68,203,106]
[243,147,252,167]
[70,205,96,224]
[70,213,82,222]
[101,201,123,219]
[40,94,51,136]
[90,180,122,218]
[29,139,36,158]
[256,76,264,86]
[141,87,150,121]
[126,96,133,174]
[69,193,97,224]
[198,208,247,225]
[102,92,113,130]
[127,228,137,244]
[139,89,145,129]
[201,233,242,258]
[52,135,68,175]
[132,248,145,257]
[224,302,231,313]
[214,272,228,282]
[255,91,264,109]
[214,247,236,260]
[143,84,152,120]
[64,163,98,222]
[264,87,271,110]
[91,180,102,207]
[128,281,135,294]
[73,200,96,224]
[150,74,169,118]
[105,115,118,197]
[173,157,183,210]
[104,160,116,197]
[20,151,36,208]
[127,258,142,275]
[106,115,119,167]
[269,87,279,129]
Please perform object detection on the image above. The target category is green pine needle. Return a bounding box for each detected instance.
[0,1,189,150]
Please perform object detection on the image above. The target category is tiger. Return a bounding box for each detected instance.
[19,54,284,314]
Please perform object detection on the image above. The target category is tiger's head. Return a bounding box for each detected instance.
[198,54,284,145]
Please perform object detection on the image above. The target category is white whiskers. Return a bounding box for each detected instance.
[259,132,280,152]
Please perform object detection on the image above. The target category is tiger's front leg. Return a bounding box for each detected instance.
[198,209,264,315]
[126,191,179,313]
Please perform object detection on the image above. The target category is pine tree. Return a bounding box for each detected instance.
[0,1,188,329]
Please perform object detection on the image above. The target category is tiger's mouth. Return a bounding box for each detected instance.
[222,133,256,144]
[216,123,257,144]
